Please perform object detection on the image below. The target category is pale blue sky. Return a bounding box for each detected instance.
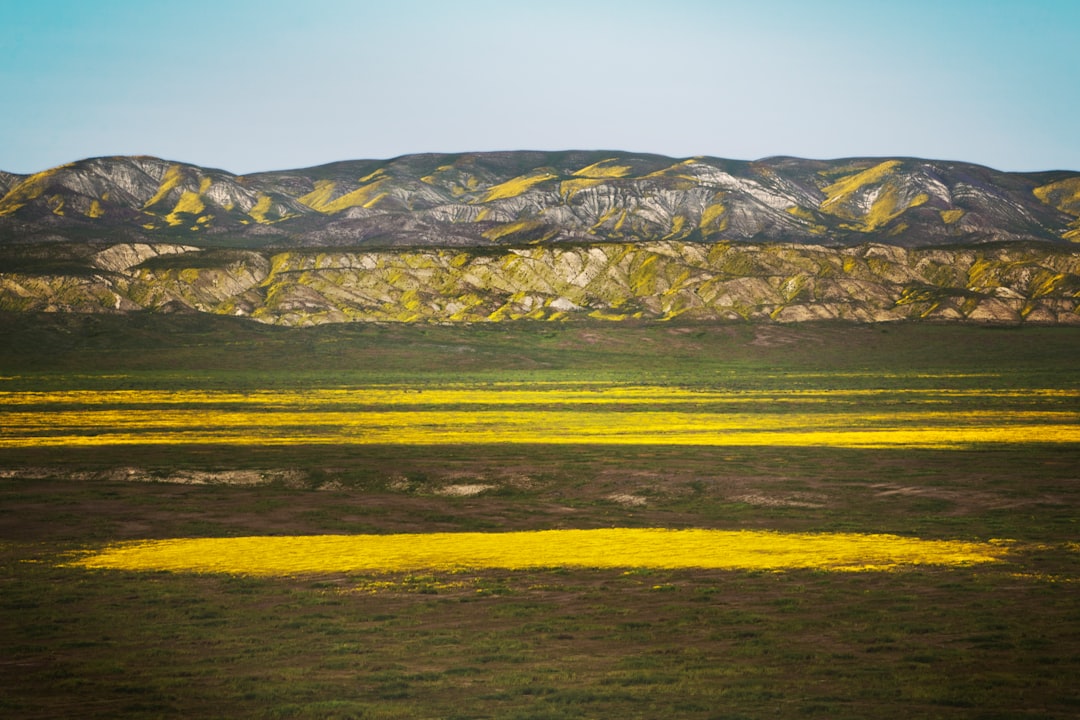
[1,0,1077,174]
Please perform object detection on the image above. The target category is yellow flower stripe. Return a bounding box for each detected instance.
[2,384,1076,449]
[2,409,1077,448]
[68,529,1013,575]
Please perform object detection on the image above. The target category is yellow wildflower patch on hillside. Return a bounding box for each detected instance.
[643,158,706,181]
[665,215,687,239]
[166,190,206,226]
[316,178,389,214]
[68,529,1013,575]
[298,180,337,211]
[247,194,274,223]
[559,177,606,200]
[481,219,545,242]
[572,159,633,179]
[940,208,965,224]
[785,206,827,233]
[1065,221,1080,242]
[700,201,728,231]
[817,160,932,232]
[483,172,557,202]
[0,166,75,216]
[1034,178,1080,241]
[820,160,902,209]
[860,188,928,232]
[1033,176,1080,216]
[142,165,184,210]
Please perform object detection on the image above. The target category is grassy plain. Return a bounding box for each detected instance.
[1,313,1079,718]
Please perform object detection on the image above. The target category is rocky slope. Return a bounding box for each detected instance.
[1,152,1078,249]
[2,241,1077,325]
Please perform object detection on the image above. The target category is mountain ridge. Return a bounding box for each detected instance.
[2,151,1078,249]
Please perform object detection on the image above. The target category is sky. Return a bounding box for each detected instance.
[1,0,1077,175]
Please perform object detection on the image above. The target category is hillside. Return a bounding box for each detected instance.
[2,240,1078,325]
[2,152,1078,249]
[1,152,1078,325]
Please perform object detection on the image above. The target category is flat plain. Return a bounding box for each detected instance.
[1,313,1078,719]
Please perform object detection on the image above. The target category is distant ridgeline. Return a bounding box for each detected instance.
[1,152,1078,325]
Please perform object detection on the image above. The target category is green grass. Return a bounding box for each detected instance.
[1,314,1079,718]
[3,312,1079,385]
[3,552,1078,718]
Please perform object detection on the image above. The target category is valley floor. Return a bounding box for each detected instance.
[1,316,1078,718]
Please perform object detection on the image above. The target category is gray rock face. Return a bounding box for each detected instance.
[2,241,1077,326]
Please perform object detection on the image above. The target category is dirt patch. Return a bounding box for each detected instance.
[730,493,826,508]
[868,482,1064,514]
[384,469,539,496]
[749,326,801,347]
[748,324,842,348]
[0,466,308,487]
[115,468,308,487]
[607,493,648,506]
[0,467,57,480]
[387,475,414,492]
[436,484,496,497]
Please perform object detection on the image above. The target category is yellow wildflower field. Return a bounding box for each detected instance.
[2,384,1077,449]
[3,384,1075,407]
[69,529,1012,575]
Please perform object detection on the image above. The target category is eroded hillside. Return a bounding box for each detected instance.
[2,241,1077,325]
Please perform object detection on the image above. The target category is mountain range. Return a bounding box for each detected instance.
[3,151,1079,248]
[1,151,1078,325]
